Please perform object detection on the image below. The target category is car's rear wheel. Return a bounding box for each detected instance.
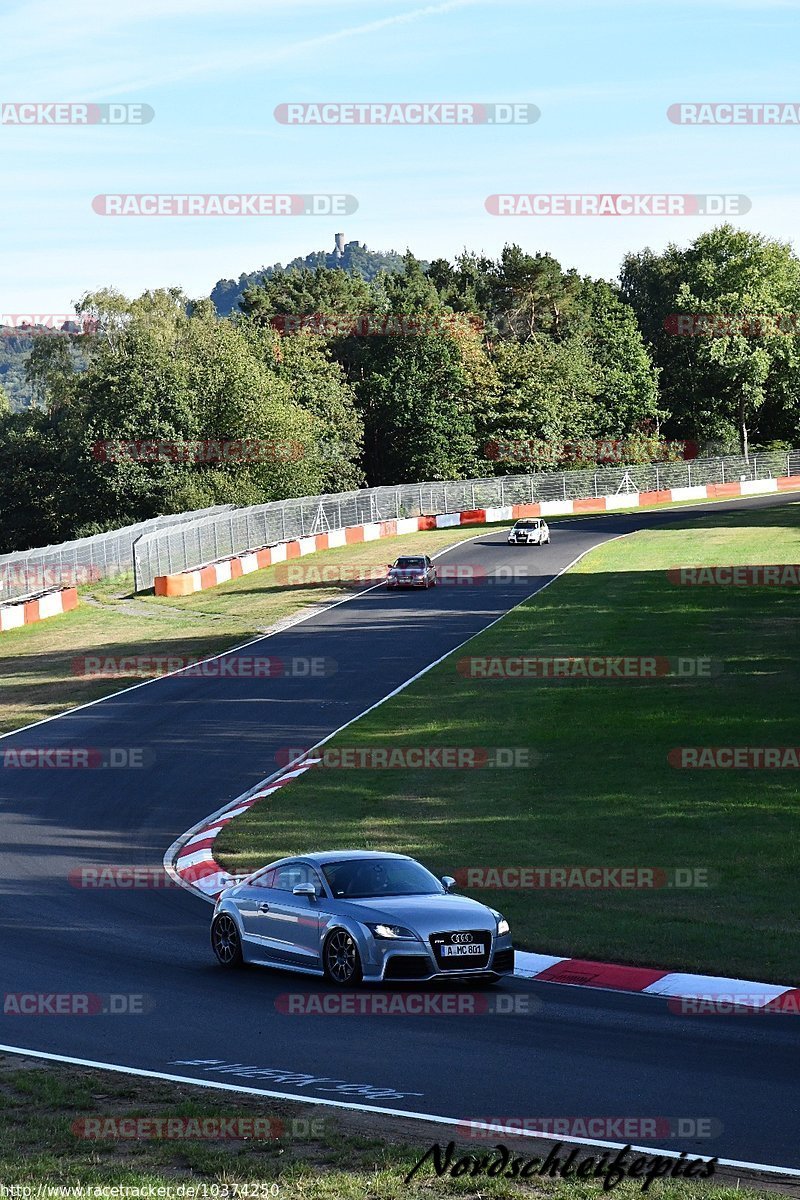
[211,913,244,968]
[324,930,363,985]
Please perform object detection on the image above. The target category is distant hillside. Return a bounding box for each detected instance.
[211,236,413,316]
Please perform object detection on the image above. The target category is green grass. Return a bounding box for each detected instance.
[0,1057,781,1198]
[3,489,796,737]
[0,526,486,735]
[216,500,800,983]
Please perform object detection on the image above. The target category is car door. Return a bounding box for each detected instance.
[236,869,275,943]
[258,861,324,966]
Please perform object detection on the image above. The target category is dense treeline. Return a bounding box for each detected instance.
[2,225,799,554]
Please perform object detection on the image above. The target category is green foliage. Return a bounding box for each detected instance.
[212,238,410,317]
[4,226,799,554]
[621,224,800,453]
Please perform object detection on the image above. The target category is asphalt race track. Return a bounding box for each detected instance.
[2,493,800,1170]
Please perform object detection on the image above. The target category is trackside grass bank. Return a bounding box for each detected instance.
[0,1056,786,1199]
[216,501,800,982]
[0,492,789,737]
[0,526,485,735]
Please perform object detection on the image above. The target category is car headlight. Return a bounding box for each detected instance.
[366,923,417,940]
[496,917,510,937]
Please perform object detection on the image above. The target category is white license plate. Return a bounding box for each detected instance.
[441,943,484,956]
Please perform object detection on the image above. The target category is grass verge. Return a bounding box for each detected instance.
[0,1055,785,1199]
[215,500,800,982]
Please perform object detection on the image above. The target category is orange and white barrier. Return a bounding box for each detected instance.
[153,475,800,598]
[0,586,78,633]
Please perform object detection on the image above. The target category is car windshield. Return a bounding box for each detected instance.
[322,858,443,899]
[393,557,424,569]
[514,520,537,529]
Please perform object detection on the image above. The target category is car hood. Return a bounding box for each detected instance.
[331,892,498,934]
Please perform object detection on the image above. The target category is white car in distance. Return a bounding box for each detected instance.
[507,518,550,546]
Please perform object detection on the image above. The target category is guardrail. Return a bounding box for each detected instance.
[0,506,234,604]
[2,451,797,601]
[131,449,800,592]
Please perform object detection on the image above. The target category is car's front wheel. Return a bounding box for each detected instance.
[324,929,363,985]
[211,913,244,968]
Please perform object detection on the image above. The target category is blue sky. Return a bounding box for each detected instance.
[2,0,798,314]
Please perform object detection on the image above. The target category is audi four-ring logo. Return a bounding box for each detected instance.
[451,932,474,944]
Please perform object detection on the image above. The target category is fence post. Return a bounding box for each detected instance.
[132,535,144,593]
[753,453,758,480]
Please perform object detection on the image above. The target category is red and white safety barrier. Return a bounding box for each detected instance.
[168,757,800,1010]
[171,758,320,898]
[0,586,78,633]
[153,476,800,599]
[513,952,800,1012]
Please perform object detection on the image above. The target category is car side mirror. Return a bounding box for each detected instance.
[293,884,317,900]
[441,875,457,892]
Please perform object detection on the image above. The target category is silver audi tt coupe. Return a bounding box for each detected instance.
[210,850,514,984]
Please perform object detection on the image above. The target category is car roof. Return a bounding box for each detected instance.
[258,850,413,870]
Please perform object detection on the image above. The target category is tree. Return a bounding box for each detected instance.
[357,334,480,484]
[622,225,800,454]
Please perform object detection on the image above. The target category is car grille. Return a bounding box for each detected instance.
[383,955,433,980]
[429,930,491,971]
[492,947,515,973]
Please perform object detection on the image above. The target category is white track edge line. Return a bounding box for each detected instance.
[5,489,797,743]
[163,535,630,901]
[0,529,491,743]
[0,1044,798,1177]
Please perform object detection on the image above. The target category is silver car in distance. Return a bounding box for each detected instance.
[385,555,438,589]
[210,851,514,985]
